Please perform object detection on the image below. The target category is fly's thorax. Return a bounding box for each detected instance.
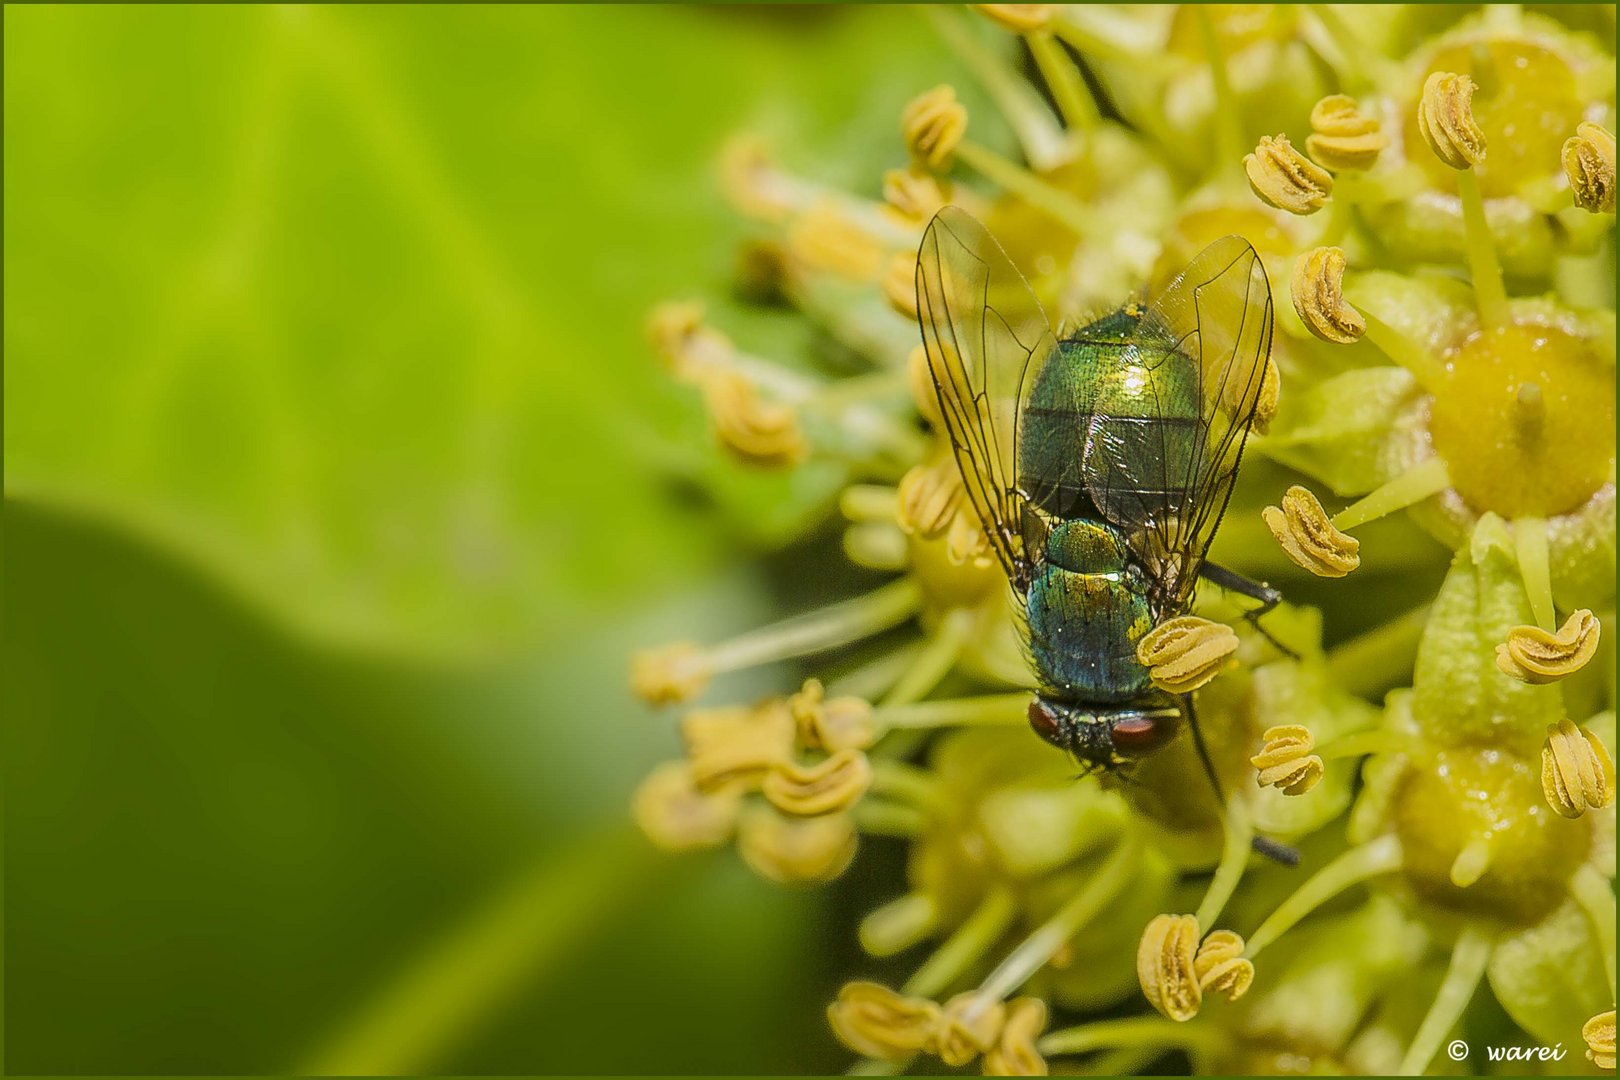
[1042,518,1130,574]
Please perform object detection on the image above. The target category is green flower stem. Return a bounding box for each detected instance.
[1039,1015,1220,1057]
[1332,456,1451,531]
[869,759,947,814]
[1193,6,1244,186]
[878,607,975,708]
[860,892,940,957]
[925,6,1069,172]
[1512,517,1555,630]
[705,578,920,676]
[1456,167,1509,329]
[875,691,1030,732]
[1195,797,1253,931]
[853,798,930,838]
[1571,864,1618,998]
[1304,5,1403,89]
[1317,729,1404,761]
[1246,833,1404,957]
[905,884,1020,999]
[1327,603,1430,699]
[1397,924,1494,1075]
[974,835,1141,1005]
[955,139,1098,237]
[1027,29,1098,136]
[827,639,922,701]
[1354,309,1446,394]
[839,484,900,524]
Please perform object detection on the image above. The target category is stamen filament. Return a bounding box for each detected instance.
[975,836,1141,1005]
[861,892,941,957]
[926,7,1069,171]
[1194,6,1244,186]
[869,759,947,813]
[1246,834,1403,957]
[876,691,1032,732]
[854,799,930,838]
[1456,167,1509,328]
[955,139,1098,236]
[1512,517,1555,630]
[1331,456,1452,531]
[1039,1015,1220,1057]
[905,885,1020,999]
[705,578,921,675]
[1326,603,1430,697]
[880,607,976,708]
[1571,864,1618,998]
[1026,29,1098,136]
[840,484,900,524]
[1351,307,1447,393]
[1317,729,1403,761]
[845,524,909,572]
[1304,5,1403,89]
[1194,799,1253,932]
[1397,925,1494,1075]
[826,640,923,701]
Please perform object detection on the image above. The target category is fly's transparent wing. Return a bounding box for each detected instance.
[1080,236,1274,611]
[915,207,1057,592]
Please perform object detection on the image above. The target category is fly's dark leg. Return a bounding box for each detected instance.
[1179,692,1225,807]
[1251,834,1301,866]
[1199,562,1299,660]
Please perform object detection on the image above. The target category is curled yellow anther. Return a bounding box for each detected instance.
[1137,913,1202,1022]
[897,459,964,538]
[1417,71,1486,170]
[1263,485,1361,577]
[787,201,884,280]
[982,997,1048,1076]
[903,85,968,171]
[884,250,921,319]
[1585,1009,1616,1070]
[1193,929,1254,1003]
[738,805,857,883]
[1254,360,1280,435]
[791,679,877,752]
[763,747,874,816]
[971,3,1056,32]
[945,510,995,567]
[1244,133,1333,215]
[682,701,796,793]
[630,640,711,705]
[702,372,808,468]
[719,135,793,222]
[935,994,1007,1068]
[1290,246,1365,345]
[1540,717,1616,819]
[827,981,943,1061]
[883,166,953,227]
[647,301,732,380]
[1251,724,1325,796]
[631,761,741,852]
[1305,94,1387,172]
[1136,615,1239,695]
[908,344,945,429]
[1496,609,1601,684]
[1563,122,1616,215]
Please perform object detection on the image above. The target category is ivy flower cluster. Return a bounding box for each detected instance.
[632,6,1614,1074]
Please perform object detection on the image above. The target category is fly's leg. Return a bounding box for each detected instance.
[1199,562,1299,660]
[1179,692,1225,807]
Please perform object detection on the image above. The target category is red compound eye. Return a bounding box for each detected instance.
[1110,714,1179,757]
[1028,699,1062,746]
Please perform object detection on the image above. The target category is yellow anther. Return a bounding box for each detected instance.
[647,300,730,380]
[630,761,741,852]
[1563,122,1616,215]
[1540,717,1616,819]
[945,510,995,567]
[1585,1009,1616,1070]
[787,201,884,281]
[827,981,943,1061]
[903,85,968,171]
[763,747,874,816]
[1254,360,1280,435]
[935,994,1007,1068]
[1136,615,1240,695]
[1251,724,1325,796]
[1495,609,1601,684]
[630,640,711,705]
[908,344,945,429]
[1193,929,1254,1003]
[719,135,792,222]
[897,459,964,538]
[981,997,1048,1076]
[737,804,857,883]
[702,371,809,469]
[1263,485,1361,577]
[681,701,796,793]
[1306,95,1386,172]
[1290,246,1365,345]
[1244,133,1334,215]
[884,250,921,319]
[971,4,1057,32]
[1137,913,1202,1022]
[883,166,953,227]
[1417,71,1486,170]
[790,679,877,752]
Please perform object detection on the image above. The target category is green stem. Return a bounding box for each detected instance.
[1026,29,1097,136]
[1397,925,1494,1075]
[706,578,920,675]
[1040,1015,1220,1057]
[1512,517,1555,631]
[956,139,1098,236]
[1456,167,1509,329]
[1246,833,1403,957]
[925,6,1068,171]
[1194,6,1244,186]
[905,885,1019,999]
[1195,798,1253,931]
[875,691,1030,732]
[1356,309,1447,394]
[1317,729,1403,761]
[879,607,974,708]
[1331,457,1451,531]
[869,759,946,813]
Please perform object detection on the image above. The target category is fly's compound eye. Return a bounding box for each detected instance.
[1028,699,1064,748]
[1109,714,1181,758]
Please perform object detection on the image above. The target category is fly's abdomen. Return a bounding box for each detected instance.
[1025,519,1155,703]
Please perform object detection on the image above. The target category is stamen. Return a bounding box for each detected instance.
[1039,1015,1218,1059]
[845,523,910,572]
[880,607,977,708]
[1136,914,1201,1021]
[882,251,920,319]
[1245,833,1403,956]
[898,460,964,538]
[860,892,940,957]
[1563,122,1616,214]
[792,679,878,753]
[926,9,1069,172]
[907,344,946,429]
[1331,456,1452,531]
[1025,28,1099,137]
[1346,300,1447,393]
[682,701,796,792]
[1290,246,1365,344]
[1396,925,1494,1075]
[902,85,970,171]
[763,748,874,817]
[828,981,944,1062]
[907,886,1020,998]
[1135,615,1239,695]
[1194,798,1253,932]
[882,166,953,229]
[1245,134,1334,215]
[1497,609,1601,685]
[631,760,741,851]
[841,484,901,525]
[935,993,1007,1067]
[1193,930,1254,1003]
[1262,485,1361,577]
[705,578,922,681]
[702,371,809,468]
[1511,516,1555,630]
[788,201,885,281]
[1305,95,1387,173]
[630,640,712,705]
[1539,716,1616,817]
[954,139,1098,236]
[875,692,1033,732]
[1417,71,1507,327]
[1585,1010,1616,1071]
[982,997,1049,1076]
[737,805,857,883]
[1251,724,1325,796]
[1300,5,1402,91]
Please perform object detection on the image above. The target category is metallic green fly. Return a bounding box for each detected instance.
[915,206,1282,788]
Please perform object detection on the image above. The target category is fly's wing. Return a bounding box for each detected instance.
[915,207,1057,593]
[1080,236,1274,611]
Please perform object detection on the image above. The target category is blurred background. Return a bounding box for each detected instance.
[3,5,987,1073]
